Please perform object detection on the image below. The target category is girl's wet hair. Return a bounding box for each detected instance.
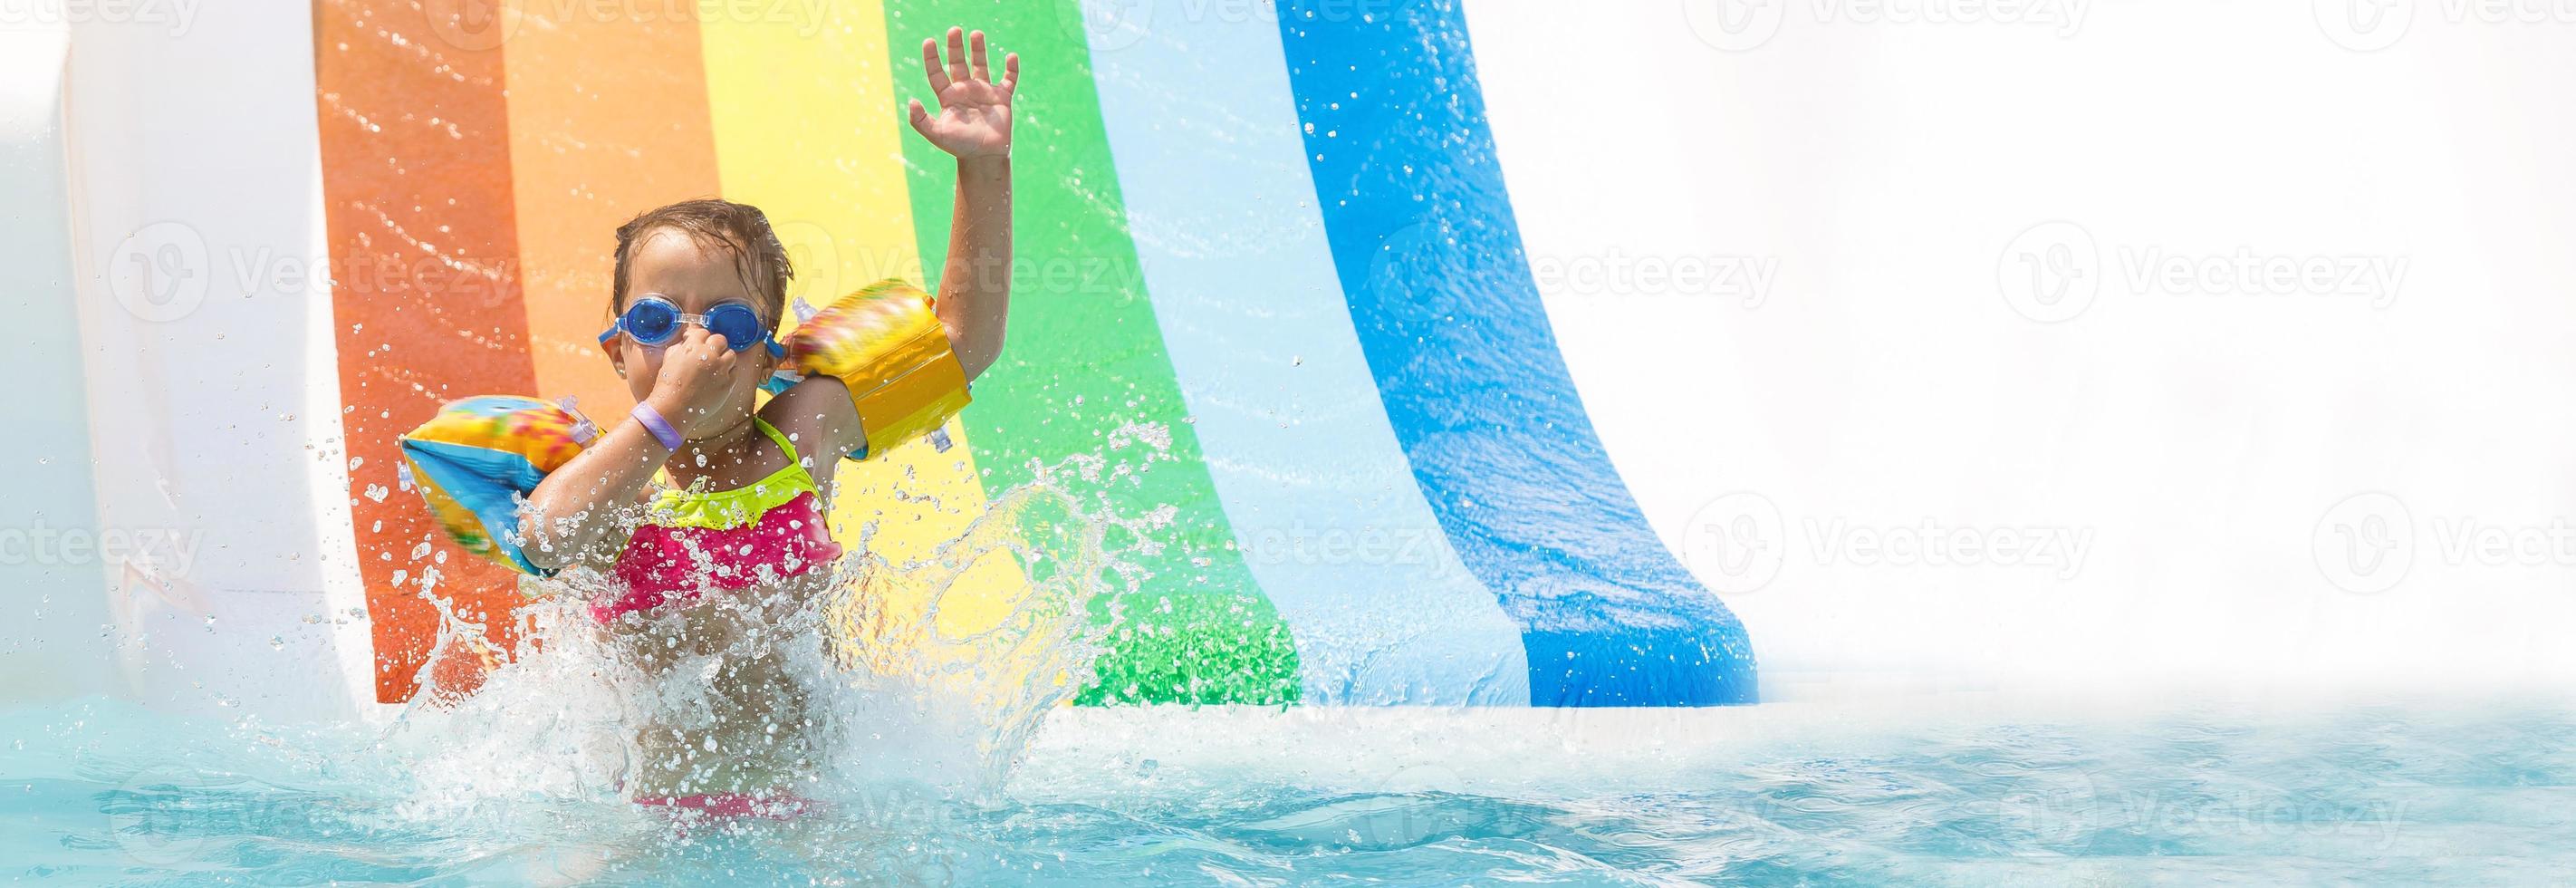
[610,198,793,327]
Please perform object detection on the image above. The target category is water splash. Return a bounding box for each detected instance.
[372,436,1169,835]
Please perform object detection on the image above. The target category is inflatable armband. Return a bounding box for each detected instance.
[781,278,971,460]
[399,395,596,576]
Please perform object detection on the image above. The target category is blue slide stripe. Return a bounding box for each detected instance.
[1275,0,1758,705]
[1085,0,1531,704]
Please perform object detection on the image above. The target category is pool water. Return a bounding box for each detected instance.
[7,690,2572,885]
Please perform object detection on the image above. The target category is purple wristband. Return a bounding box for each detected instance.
[631,402,682,451]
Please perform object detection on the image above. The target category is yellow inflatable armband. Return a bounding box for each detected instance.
[782,279,972,460]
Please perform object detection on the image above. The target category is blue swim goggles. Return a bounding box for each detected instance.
[598,294,784,358]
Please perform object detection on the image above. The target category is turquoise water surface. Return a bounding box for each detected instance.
[5,691,2572,885]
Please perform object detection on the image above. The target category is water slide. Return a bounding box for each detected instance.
[9,0,1753,718]
[14,0,2576,724]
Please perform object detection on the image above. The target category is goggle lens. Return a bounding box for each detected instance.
[623,299,681,344]
[702,304,767,350]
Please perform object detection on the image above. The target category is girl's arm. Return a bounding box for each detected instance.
[523,327,748,571]
[909,27,1015,381]
[938,157,1011,381]
[518,407,668,573]
[764,28,1016,470]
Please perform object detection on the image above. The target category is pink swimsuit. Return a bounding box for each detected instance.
[593,419,839,817]
[590,419,841,624]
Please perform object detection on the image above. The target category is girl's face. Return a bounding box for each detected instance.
[601,227,780,412]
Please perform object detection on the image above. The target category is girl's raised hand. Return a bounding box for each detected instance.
[909,27,1015,160]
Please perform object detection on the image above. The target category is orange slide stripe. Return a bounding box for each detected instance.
[502,10,723,420]
[314,0,537,703]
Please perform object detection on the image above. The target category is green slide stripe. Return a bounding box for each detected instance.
[880,0,1300,705]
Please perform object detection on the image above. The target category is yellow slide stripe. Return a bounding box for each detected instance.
[697,1,1028,642]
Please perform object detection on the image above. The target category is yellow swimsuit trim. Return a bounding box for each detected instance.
[646,419,822,531]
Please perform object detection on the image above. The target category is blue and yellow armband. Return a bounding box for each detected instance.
[399,395,595,576]
[780,279,972,460]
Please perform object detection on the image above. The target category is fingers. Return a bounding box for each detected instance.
[998,53,1018,94]
[945,27,971,87]
[908,98,932,135]
[674,327,735,372]
[969,30,990,82]
[918,37,951,94]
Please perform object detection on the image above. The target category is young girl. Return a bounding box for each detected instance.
[508,27,1018,815]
